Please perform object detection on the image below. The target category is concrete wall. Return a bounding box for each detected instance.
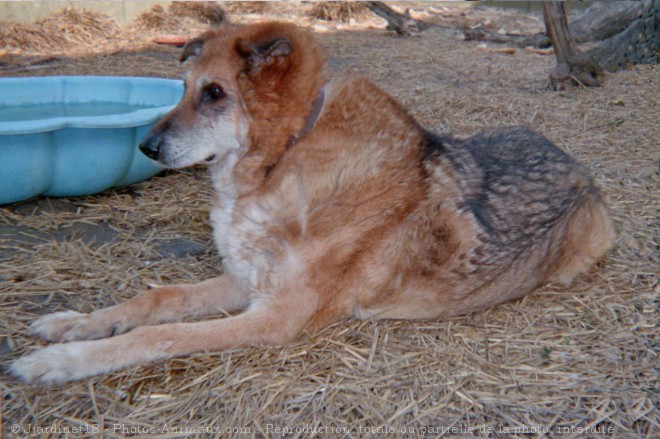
[0,1,169,24]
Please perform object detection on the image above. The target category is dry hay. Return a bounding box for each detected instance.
[1,3,658,438]
[132,5,183,32]
[1,3,226,56]
[224,1,279,15]
[133,2,226,33]
[0,8,121,54]
[309,2,371,24]
[169,1,227,25]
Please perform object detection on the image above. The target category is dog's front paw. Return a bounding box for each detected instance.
[9,343,91,384]
[30,310,90,342]
[30,310,117,342]
[31,309,130,343]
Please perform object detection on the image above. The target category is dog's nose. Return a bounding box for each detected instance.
[139,134,163,161]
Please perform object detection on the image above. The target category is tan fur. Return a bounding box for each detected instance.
[11,22,615,384]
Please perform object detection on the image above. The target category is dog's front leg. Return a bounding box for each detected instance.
[29,275,249,343]
[10,287,319,384]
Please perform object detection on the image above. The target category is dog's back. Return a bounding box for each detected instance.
[429,126,599,269]
[405,127,614,314]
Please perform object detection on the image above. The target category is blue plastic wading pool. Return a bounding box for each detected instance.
[0,76,184,204]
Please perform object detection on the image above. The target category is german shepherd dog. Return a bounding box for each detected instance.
[11,22,614,383]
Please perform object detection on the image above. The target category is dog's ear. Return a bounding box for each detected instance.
[237,37,292,73]
[180,37,206,63]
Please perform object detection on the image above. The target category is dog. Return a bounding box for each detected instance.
[10,22,614,384]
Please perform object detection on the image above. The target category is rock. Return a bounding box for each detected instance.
[157,238,207,258]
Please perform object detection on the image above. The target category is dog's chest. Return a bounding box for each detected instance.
[211,200,272,290]
[210,193,282,293]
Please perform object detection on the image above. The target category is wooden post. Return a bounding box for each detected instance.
[364,1,428,36]
[542,2,603,88]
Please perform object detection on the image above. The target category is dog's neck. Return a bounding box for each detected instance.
[285,88,326,149]
[231,85,328,194]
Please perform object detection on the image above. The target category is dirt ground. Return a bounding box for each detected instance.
[1,2,657,438]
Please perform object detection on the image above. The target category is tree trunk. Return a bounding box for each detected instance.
[569,1,651,43]
[364,1,428,36]
[585,0,658,71]
[466,0,657,72]
[543,2,603,89]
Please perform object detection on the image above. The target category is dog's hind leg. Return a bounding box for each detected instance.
[29,275,250,343]
[549,193,615,285]
[10,286,319,384]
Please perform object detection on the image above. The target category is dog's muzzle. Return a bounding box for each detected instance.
[139,133,164,161]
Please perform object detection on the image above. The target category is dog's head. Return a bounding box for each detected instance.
[139,22,327,172]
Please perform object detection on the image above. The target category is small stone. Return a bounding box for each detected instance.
[157,238,207,258]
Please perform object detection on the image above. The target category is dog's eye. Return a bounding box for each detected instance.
[202,84,225,102]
